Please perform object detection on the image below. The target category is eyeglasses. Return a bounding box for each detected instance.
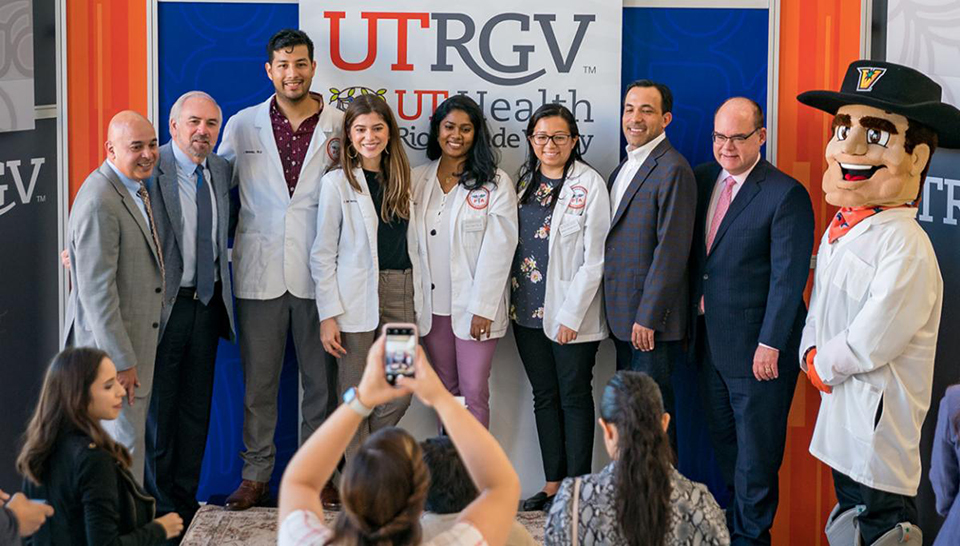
[530,133,572,146]
[712,127,761,145]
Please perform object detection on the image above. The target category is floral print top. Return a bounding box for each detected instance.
[510,174,560,329]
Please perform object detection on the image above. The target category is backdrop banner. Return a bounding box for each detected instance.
[301,1,623,178]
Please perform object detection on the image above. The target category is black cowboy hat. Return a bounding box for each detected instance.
[798,59,960,148]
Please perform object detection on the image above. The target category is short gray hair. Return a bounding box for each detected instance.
[169,90,222,125]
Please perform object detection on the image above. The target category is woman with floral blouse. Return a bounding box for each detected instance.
[510,104,610,512]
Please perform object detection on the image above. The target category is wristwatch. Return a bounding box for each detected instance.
[343,387,373,417]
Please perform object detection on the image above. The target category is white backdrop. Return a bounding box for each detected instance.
[301,1,623,495]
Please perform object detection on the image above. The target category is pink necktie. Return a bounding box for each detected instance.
[706,176,737,254]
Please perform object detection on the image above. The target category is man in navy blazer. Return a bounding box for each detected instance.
[604,80,697,447]
[690,97,814,545]
[145,91,237,527]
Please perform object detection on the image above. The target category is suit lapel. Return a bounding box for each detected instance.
[709,159,767,252]
[610,139,671,228]
[157,145,184,253]
[98,162,161,266]
[255,98,289,203]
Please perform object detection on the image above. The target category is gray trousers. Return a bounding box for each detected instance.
[236,292,337,482]
[102,384,152,484]
[339,269,415,460]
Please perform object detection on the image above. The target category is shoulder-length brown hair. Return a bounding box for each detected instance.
[338,94,411,223]
[17,347,132,485]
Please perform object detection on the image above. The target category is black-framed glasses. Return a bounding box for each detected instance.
[712,127,761,145]
[530,133,572,146]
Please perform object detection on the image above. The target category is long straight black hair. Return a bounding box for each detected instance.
[516,103,584,208]
[600,371,673,546]
[426,95,500,190]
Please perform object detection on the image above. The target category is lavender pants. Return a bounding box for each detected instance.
[420,314,498,427]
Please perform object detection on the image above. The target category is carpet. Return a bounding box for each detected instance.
[181,505,548,545]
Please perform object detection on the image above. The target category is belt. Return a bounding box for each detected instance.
[177,282,221,300]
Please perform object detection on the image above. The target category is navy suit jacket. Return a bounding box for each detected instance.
[690,159,814,377]
[604,137,697,342]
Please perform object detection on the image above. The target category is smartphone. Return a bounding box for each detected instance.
[383,323,417,386]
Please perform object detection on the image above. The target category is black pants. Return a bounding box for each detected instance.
[697,316,797,546]
[832,470,918,545]
[612,336,679,453]
[514,323,599,482]
[145,285,225,525]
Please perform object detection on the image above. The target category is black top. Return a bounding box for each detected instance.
[1,506,20,546]
[22,429,166,546]
[510,174,560,328]
[364,169,412,271]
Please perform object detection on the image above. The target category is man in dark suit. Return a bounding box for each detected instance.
[690,97,814,545]
[144,91,236,528]
[604,80,697,446]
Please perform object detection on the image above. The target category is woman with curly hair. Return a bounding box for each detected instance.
[544,371,729,545]
[278,336,520,546]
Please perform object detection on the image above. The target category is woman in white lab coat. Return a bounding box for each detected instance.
[411,95,518,428]
[310,94,421,458]
[510,104,609,512]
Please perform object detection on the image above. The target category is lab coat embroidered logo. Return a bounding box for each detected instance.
[326,138,341,161]
[467,187,490,210]
[856,67,886,92]
[569,185,588,209]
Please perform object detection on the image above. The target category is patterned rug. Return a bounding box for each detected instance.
[182,504,548,545]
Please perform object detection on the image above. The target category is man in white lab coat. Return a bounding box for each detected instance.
[217,29,344,511]
[797,60,960,546]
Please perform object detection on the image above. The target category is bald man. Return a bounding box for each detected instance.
[689,98,814,544]
[64,111,165,482]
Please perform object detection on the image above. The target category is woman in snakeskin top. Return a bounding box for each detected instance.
[544,371,730,545]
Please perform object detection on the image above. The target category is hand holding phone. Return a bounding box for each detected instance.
[382,323,418,386]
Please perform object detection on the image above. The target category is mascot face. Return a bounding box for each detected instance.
[823,104,931,207]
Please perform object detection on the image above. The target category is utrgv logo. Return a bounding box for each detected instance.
[324,11,596,86]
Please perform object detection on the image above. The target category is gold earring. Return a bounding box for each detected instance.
[348,146,358,159]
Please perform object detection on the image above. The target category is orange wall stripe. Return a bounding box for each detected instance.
[67,0,149,205]
[773,1,862,544]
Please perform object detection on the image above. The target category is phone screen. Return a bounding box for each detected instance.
[385,327,416,385]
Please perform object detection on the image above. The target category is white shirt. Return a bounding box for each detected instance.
[704,154,761,234]
[610,132,666,216]
[425,178,454,316]
[279,509,487,546]
[171,142,219,288]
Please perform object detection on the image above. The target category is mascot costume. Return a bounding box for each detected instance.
[798,60,960,545]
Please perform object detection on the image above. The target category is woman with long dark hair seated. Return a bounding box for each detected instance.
[17,347,182,545]
[278,335,521,545]
[544,371,729,545]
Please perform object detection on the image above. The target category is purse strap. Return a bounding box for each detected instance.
[571,477,582,546]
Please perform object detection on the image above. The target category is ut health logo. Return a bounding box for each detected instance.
[0,158,45,217]
[324,11,596,86]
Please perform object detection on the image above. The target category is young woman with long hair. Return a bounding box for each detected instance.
[310,94,422,459]
[17,347,182,545]
[511,104,610,511]
[277,336,521,546]
[544,371,729,545]
[410,95,518,428]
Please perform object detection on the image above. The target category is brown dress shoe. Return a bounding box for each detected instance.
[321,481,341,511]
[224,479,269,511]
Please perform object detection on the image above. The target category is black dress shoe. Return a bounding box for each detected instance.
[519,491,555,511]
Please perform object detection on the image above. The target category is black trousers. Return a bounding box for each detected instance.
[612,336,680,453]
[513,323,599,482]
[145,284,225,524]
[697,316,797,546]
[832,470,918,545]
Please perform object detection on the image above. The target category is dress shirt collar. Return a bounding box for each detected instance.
[718,153,762,187]
[171,141,208,175]
[624,131,666,164]
[106,159,147,193]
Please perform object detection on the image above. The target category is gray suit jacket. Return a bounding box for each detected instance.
[64,162,165,390]
[150,142,236,341]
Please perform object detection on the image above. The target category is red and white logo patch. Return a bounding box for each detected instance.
[569,185,588,209]
[326,137,341,161]
[467,187,490,210]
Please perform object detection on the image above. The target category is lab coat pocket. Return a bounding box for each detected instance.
[559,214,585,239]
[832,251,873,302]
[336,265,368,318]
[839,376,882,445]
[461,216,486,249]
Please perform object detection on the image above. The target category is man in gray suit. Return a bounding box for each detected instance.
[64,110,165,482]
[144,91,236,527]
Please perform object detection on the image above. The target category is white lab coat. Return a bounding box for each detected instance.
[218,95,344,300]
[516,161,610,342]
[799,208,942,496]
[411,160,518,339]
[310,167,423,333]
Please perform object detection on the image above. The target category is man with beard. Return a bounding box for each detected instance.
[64,111,164,483]
[218,29,344,511]
[144,91,236,530]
